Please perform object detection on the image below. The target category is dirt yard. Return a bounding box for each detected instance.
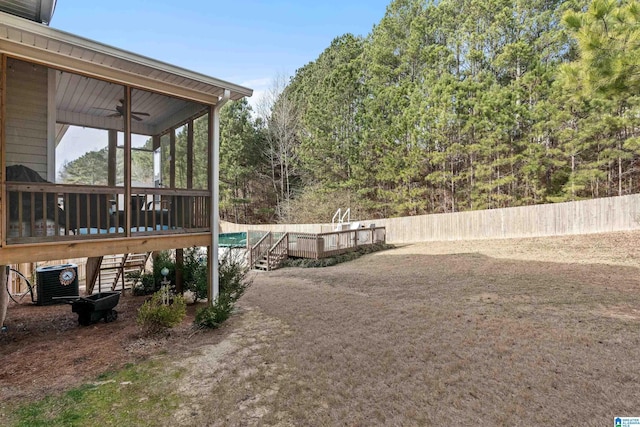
[2,231,640,425]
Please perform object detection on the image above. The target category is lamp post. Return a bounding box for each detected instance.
[160,267,170,305]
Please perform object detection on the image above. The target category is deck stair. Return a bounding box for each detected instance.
[253,251,287,271]
[250,232,288,271]
[87,252,150,294]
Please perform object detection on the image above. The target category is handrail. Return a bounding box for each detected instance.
[317,226,385,237]
[331,208,341,229]
[5,183,211,243]
[249,231,272,269]
[6,182,122,194]
[331,207,351,230]
[267,232,288,270]
[5,182,210,197]
[341,208,351,224]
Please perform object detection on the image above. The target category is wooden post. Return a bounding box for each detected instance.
[0,266,8,329]
[187,120,194,189]
[108,130,117,187]
[124,87,132,236]
[1,55,7,247]
[169,128,176,189]
[85,256,103,295]
[316,236,323,260]
[175,248,184,293]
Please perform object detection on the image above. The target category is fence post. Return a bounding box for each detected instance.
[316,236,324,260]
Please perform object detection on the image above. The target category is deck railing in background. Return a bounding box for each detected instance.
[249,231,272,268]
[267,233,289,270]
[282,227,386,260]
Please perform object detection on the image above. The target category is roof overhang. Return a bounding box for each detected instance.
[0,11,253,105]
[0,0,56,25]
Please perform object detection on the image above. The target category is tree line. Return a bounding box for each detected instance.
[62,0,640,224]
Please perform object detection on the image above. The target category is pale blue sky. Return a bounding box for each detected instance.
[52,0,390,106]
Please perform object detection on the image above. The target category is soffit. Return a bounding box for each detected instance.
[0,0,56,25]
[0,11,252,104]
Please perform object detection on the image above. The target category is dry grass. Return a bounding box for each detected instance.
[174,231,640,425]
[4,231,640,425]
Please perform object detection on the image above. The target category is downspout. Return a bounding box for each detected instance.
[209,89,230,305]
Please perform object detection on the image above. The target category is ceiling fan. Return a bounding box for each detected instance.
[103,99,150,121]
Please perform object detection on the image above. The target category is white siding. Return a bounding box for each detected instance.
[6,58,48,178]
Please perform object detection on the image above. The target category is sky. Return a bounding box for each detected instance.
[51,0,391,109]
[50,0,391,176]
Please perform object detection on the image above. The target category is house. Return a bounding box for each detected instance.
[0,1,253,299]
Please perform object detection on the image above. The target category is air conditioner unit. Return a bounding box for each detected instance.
[36,264,79,305]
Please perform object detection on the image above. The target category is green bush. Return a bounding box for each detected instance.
[283,243,394,268]
[194,293,234,329]
[130,251,175,296]
[183,247,208,301]
[194,251,252,329]
[219,250,251,302]
[129,270,156,296]
[137,291,186,334]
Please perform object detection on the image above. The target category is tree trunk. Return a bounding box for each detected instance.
[619,156,622,196]
[571,154,576,200]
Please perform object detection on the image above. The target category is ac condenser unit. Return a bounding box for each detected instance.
[36,264,79,305]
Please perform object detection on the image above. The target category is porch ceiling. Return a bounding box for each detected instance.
[53,71,207,136]
[0,11,252,104]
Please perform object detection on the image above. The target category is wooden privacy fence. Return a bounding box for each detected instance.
[225,194,640,244]
[375,194,640,243]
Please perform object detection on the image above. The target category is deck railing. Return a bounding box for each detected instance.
[287,232,323,259]
[286,227,386,260]
[267,233,288,270]
[5,182,211,244]
[249,231,272,268]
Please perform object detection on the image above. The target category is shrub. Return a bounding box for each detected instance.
[137,291,186,334]
[282,243,395,268]
[218,250,251,302]
[130,251,175,296]
[194,293,234,329]
[183,247,208,301]
[194,250,252,329]
[129,270,156,296]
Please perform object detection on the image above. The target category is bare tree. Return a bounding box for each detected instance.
[256,73,300,221]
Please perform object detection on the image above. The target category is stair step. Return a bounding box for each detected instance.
[95,252,149,291]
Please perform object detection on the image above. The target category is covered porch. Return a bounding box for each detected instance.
[0,11,252,292]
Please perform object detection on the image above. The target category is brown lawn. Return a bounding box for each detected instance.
[2,231,640,425]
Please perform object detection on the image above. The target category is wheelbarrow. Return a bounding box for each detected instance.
[56,292,121,326]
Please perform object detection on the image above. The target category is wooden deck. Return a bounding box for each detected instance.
[249,227,386,270]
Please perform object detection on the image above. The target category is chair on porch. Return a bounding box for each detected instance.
[129,195,173,232]
[66,193,119,235]
[6,164,66,232]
